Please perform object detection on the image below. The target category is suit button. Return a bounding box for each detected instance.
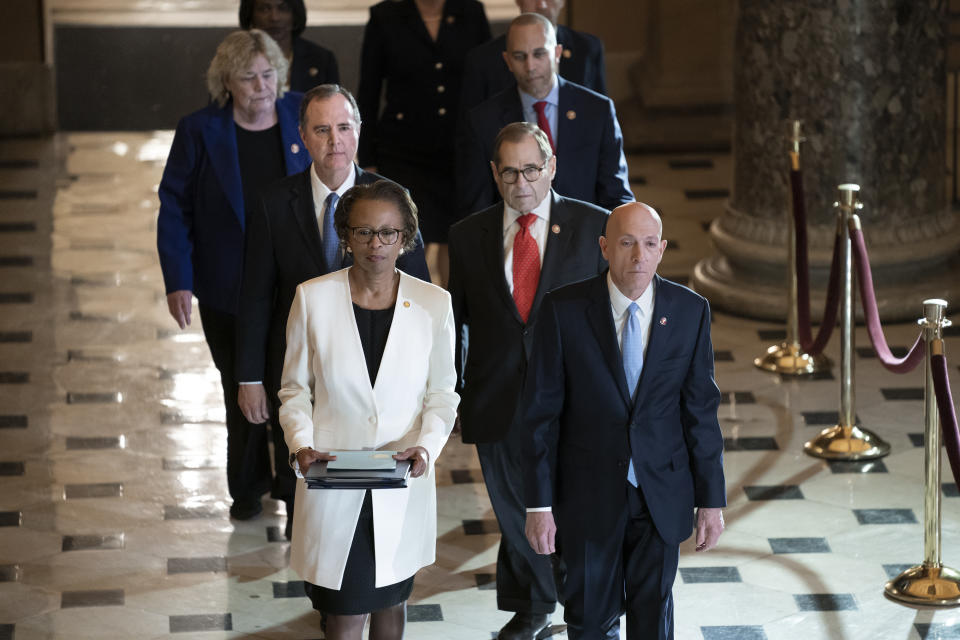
[396,112,404,120]
[434,62,443,70]
[437,107,447,116]
[368,416,376,424]
[437,85,445,93]
[522,329,529,336]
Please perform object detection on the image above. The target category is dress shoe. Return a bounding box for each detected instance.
[229,498,262,520]
[497,612,552,640]
[284,498,294,541]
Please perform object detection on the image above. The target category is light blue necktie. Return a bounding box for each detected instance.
[622,301,642,487]
[321,192,340,270]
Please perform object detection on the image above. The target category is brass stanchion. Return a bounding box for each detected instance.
[755,120,831,375]
[885,299,960,606]
[804,185,890,460]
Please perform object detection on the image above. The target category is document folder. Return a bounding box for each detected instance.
[304,457,411,490]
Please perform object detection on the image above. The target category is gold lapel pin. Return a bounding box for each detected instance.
[446,15,454,23]
[403,301,411,308]
[551,224,560,234]
[290,143,300,154]
[659,317,667,325]
[562,48,572,59]
[309,67,319,77]
[566,110,576,120]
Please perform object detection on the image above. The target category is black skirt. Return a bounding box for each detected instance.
[304,490,415,615]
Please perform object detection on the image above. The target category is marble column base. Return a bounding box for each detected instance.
[692,203,960,322]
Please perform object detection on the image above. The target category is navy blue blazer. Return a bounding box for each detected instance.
[522,273,726,545]
[457,77,633,218]
[290,36,339,93]
[236,164,430,398]
[459,25,607,114]
[157,93,311,315]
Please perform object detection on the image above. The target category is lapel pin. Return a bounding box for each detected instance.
[551,224,560,234]
[290,143,300,154]
[566,110,576,120]
[403,301,411,308]
[309,67,319,77]
[562,48,572,59]
[659,317,667,325]
[446,15,455,23]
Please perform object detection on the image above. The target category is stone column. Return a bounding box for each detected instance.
[693,0,960,321]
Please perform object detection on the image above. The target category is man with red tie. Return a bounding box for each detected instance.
[448,122,609,640]
[456,12,632,220]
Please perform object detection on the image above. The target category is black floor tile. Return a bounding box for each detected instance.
[801,411,861,426]
[451,469,480,484]
[853,508,917,525]
[756,329,786,341]
[163,457,222,471]
[629,175,647,185]
[0,331,31,343]
[62,534,124,551]
[61,589,124,608]
[463,519,500,535]
[883,564,915,580]
[724,437,778,451]
[720,391,755,404]
[69,311,117,322]
[794,593,857,611]
[0,159,39,169]
[0,512,22,527]
[475,573,496,590]
[702,627,767,640]
[909,433,925,447]
[669,158,714,169]
[915,623,960,638]
[881,388,924,401]
[65,436,123,450]
[713,350,734,362]
[67,349,122,362]
[67,392,123,404]
[65,483,123,499]
[0,372,29,384]
[744,485,804,501]
[700,220,713,232]
[169,613,232,633]
[407,603,443,621]
[0,293,33,304]
[679,566,742,583]
[167,557,227,574]
[0,256,34,266]
[0,222,37,232]
[828,460,888,474]
[266,526,285,542]
[0,564,19,582]
[164,505,224,520]
[769,537,831,554]
[684,188,730,199]
[272,581,307,598]
[0,190,37,199]
[0,415,27,429]
[944,483,960,498]
[0,462,25,476]
[0,624,13,640]
[857,346,908,358]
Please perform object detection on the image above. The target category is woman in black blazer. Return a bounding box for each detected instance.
[358,0,491,285]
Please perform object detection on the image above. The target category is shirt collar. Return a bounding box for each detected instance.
[518,74,560,112]
[310,163,357,201]
[503,190,552,233]
[607,271,655,319]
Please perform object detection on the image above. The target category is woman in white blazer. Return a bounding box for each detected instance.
[278,181,459,639]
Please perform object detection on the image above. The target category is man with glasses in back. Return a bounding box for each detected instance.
[448,122,608,640]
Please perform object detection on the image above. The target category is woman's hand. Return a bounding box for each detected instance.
[296,448,336,474]
[394,446,429,478]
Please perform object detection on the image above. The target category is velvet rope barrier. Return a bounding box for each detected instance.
[931,352,960,494]
[790,169,842,356]
[848,224,926,373]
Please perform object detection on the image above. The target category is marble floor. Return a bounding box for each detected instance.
[1,132,960,640]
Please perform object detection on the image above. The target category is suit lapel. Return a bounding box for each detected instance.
[554,78,573,188]
[202,104,244,225]
[480,206,523,323]
[527,192,572,326]
[500,90,524,128]
[632,275,671,414]
[585,272,631,406]
[290,168,326,273]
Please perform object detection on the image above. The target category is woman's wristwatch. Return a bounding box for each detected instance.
[289,446,312,467]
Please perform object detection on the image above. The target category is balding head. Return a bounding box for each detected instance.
[600,202,666,300]
[503,13,561,99]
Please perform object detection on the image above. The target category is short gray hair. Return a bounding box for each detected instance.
[492,122,553,166]
[206,29,288,108]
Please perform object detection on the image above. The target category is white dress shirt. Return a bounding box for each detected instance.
[519,75,560,149]
[309,162,357,238]
[502,194,551,293]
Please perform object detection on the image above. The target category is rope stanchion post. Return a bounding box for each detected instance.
[804,184,890,460]
[755,120,831,375]
[885,299,960,606]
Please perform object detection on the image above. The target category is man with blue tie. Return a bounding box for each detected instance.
[235,85,428,538]
[522,202,726,639]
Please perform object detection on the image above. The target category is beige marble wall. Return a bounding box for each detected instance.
[0,0,56,135]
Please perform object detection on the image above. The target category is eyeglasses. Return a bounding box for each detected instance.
[498,164,547,184]
[349,226,403,245]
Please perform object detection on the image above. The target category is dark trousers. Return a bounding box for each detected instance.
[563,484,679,640]
[265,391,296,501]
[198,304,272,504]
[477,427,558,615]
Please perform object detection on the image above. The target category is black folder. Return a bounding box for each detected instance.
[304,459,412,490]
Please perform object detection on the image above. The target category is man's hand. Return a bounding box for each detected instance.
[525,511,557,555]
[394,446,429,477]
[238,384,269,424]
[695,507,724,552]
[166,290,193,329]
[296,448,335,474]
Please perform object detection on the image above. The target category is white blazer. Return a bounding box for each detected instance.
[278,268,459,589]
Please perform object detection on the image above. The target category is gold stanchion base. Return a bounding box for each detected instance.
[803,424,891,460]
[753,342,831,376]
[885,564,960,607]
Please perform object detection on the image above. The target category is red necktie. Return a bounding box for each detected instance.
[533,101,555,152]
[512,213,540,323]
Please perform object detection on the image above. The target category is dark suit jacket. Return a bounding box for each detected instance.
[459,25,606,114]
[357,0,491,167]
[289,36,339,93]
[157,93,310,314]
[448,192,608,444]
[235,164,430,400]
[522,273,726,545]
[457,77,632,218]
